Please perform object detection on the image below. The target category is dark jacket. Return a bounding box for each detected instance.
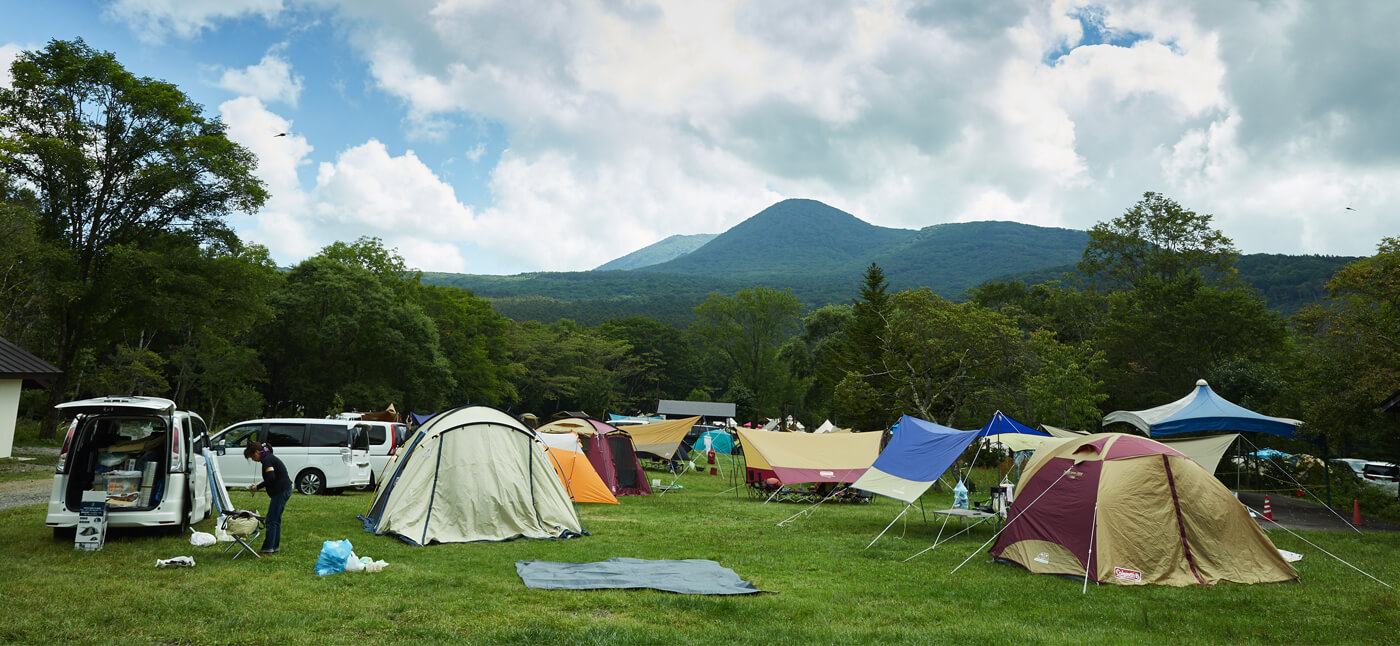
[260,454,293,496]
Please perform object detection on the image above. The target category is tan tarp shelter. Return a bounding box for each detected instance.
[1159,434,1238,474]
[990,433,1296,586]
[623,416,700,460]
[360,406,583,545]
[737,428,882,484]
[546,447,619,505]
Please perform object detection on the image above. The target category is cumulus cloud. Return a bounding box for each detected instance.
[111,0,1400,270]
[0,43,23,88]
[216,48,304,106]
[103,0,285,43]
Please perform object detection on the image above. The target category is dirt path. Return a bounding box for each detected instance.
[1236,491,1399,532]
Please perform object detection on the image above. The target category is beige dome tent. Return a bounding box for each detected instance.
[990,433,1296,586]
[360,406,584,545]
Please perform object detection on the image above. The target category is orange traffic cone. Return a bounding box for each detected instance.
[1296,488,1304,497]
[1263,494,1274,521]
[1353,499,1363,526]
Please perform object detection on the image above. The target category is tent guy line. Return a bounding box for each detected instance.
[1244,506,1391,588]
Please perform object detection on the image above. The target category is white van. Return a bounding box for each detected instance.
[209,418,371,495]
[45,396,212,537]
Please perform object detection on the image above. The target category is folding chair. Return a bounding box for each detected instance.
[220,510,266,560]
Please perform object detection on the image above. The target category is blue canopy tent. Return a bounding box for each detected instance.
[1103,379,1303,438]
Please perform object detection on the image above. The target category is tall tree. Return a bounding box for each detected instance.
[0,39,267,437]
[415,283,516,407]
[691,286,803,421]
[1078,191,1238,288]
[1293,238,1400,463]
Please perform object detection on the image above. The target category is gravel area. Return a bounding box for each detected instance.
[1237,491,1399,532]
[0,478,50,511]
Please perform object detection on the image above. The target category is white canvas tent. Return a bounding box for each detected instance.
[360,406,583,545]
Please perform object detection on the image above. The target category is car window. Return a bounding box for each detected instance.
[266,423,306,448]
[220,424,261,448]
[350,425,371,452]
[366,425,387,446]
[304,424,346,448]
[394,424,410,447]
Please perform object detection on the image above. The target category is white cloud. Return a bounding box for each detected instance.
[216,49,303,106]
[103,0,285,43]
[116,0,1400,271]
[0,43,23,88]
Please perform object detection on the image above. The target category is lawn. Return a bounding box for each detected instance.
[0,463,1396,646]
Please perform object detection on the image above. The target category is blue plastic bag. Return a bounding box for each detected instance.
[315,539,354,576]
[952,480,969,510]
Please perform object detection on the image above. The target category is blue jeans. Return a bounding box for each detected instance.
[261,488,291,552]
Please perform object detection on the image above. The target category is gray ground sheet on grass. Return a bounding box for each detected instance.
[516,557,764,595]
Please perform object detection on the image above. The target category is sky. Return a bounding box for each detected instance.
[2,0,1397,275]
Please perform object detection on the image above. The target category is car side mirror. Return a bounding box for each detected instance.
[214,442,226,456]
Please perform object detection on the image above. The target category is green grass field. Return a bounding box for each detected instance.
[1,462,1396,646]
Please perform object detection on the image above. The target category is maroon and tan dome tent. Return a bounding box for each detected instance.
[538,417,651,497]
[990,433,1297,586]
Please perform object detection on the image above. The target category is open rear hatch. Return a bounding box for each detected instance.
[57,397,176,513]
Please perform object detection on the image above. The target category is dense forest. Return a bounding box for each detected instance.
[3,40,1398,472]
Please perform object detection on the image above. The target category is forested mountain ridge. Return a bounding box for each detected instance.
[640,198,916,278]
[594,233,717,270]
[420,198,1353,325]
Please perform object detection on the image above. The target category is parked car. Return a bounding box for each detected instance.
[45,396,212,537]
[361,420,412,487]
[1362,461,1398,483]
[209,418,372,495]
[1333,458,1368,478]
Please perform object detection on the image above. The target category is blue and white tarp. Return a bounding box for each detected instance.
[851,415,977,504]
[1103,379,1303,438]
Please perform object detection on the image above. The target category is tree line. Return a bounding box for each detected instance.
[2,40,1397,469]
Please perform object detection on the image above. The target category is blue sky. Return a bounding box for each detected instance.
[4,1,1399,274]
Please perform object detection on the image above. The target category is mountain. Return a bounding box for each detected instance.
[422,199,1353,325]
[642,199,915,279]
[594,233,717,270]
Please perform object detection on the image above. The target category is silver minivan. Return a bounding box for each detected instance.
[45,396,212,537]
[209,418,372,495]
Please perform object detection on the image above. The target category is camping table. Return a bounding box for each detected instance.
[930,508,1003,533]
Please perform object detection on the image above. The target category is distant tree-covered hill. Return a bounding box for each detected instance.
[642,199,915,279]
[594,233,717,270]
[420,199,1358,325]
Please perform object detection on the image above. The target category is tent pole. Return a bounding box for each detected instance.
[1082,503,1098,594]
[1323,437,1333,511]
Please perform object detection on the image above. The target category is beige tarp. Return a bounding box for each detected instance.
[736,428,882,480]
[365,406,581,544]
[981,433,1049,452]
[1040,424,1088,438]
[537,418,596,436]
[623,416,699,459]
[1159,434,1238,474]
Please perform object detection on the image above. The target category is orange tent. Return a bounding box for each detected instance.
[546,447,619,505]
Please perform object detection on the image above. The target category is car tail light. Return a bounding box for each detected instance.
[56,418,79,474]
[170,423,184,472]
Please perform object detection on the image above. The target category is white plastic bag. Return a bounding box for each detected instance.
[156,556,196,568]
[344,551,365,572]
[189,530,216,547]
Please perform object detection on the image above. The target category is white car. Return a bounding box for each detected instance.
[45,396,212,537]
[209,418,372,495]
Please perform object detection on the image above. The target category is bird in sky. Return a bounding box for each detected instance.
[1345,205,1356,211]
[274,132,287,137]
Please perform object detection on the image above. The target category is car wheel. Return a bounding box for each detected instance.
[296,469,326,495]
[351,471,375,492]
